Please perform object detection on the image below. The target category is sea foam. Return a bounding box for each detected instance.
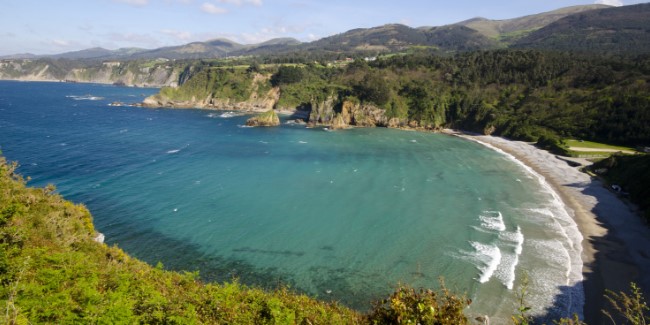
[479,211,506,232]
[469,242,502,283]
[461,136,585,318]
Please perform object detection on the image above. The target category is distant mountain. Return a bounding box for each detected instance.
[0,53,39,60]
[48,47,148,60]
[31,38,303,61]
[455,4,609,44]
[232,38,302,56]
[300,23,495,53]
[2,3,649,62]
[129,38,245,60]
[514,3,650,54]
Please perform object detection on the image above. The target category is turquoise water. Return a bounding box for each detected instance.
[0,81,583,321]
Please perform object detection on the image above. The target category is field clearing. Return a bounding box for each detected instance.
[566,139,637,155]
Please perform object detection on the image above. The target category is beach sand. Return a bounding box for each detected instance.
[446,132,650,324]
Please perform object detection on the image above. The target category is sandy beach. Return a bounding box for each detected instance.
[447,131,650,324]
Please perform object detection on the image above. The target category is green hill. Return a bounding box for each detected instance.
[514,3,650,54]
[455,5,609,44]
[300,23,495,54]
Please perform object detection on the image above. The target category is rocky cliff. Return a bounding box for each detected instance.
[307,96,407,130]
[143,73,281,112]
[0,59,182,87]
[142,71,421,131]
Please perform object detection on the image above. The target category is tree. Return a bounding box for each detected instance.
[355,73,391,106]
[270,66,304,86]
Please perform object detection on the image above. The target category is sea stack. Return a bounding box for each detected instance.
[245,109,280,127]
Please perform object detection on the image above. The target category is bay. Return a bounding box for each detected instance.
[0,81,582,322]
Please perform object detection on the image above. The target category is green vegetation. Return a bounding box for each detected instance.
[246,110,280,127]
[604,283,650,325]
[160,67,258,102]
[565,140,636,152]
[366,281,470,325]
[160,49,650,147]
[515,3,650,55]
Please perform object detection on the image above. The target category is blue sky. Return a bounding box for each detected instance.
[1,0,647,55]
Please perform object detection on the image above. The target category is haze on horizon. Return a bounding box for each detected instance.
[1,0,648,56]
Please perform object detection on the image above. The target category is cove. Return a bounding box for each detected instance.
[0,81,582,322]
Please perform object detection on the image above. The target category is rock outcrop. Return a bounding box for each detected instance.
[245,110,280,127]
[0,59,181,87]
[143,73,282,113]
[307,97,400,129]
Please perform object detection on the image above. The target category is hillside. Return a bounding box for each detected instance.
[299,24,495,53]
[455,4,609,44]
[514,3,650,54]
[2,4,634,62]
[147,50,650,147]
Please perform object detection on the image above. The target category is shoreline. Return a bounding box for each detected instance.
[445,130,650,324]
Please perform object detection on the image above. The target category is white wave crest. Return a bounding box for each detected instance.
[67,95,105,101]
[469,241,502,283]
[479,211,506,232]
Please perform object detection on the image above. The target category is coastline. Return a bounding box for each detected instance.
[445,130,650,324]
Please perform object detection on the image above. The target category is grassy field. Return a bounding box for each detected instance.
[566,139,637,154]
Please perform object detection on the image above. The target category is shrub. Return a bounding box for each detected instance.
[367,281,470,325]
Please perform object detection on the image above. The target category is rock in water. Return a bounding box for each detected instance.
[94,232,105,244]
[245,110,280,127]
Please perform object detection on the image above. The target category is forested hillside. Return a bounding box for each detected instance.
[151,50,650,147]
[514,3,650,54]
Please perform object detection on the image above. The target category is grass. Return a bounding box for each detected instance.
[565,139,637,152]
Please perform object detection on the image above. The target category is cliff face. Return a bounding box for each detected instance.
[307,97,405,130]
[0,59,181,87]
[143,74,281,112]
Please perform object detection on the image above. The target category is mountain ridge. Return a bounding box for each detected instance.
[0,4,622,60]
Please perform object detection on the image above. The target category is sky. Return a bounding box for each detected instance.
[1,0,648,56]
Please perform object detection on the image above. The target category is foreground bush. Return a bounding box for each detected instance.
[367,282,470,324]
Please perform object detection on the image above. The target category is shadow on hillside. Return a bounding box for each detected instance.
[532,177,649,324]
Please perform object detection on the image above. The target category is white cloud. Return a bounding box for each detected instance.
[113,0,149,6]
[595,0,623,6]
[107,32,161,48]
[78,23,94,32]
[217,0,262,6]
[201,2,228,14]
[161,29,193,41]
[51,39,71,47]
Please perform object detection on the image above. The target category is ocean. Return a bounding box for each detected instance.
[0,81,583,322]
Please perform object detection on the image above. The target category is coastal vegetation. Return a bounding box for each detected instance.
[153,50,650,148]
[2,3,650,323]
